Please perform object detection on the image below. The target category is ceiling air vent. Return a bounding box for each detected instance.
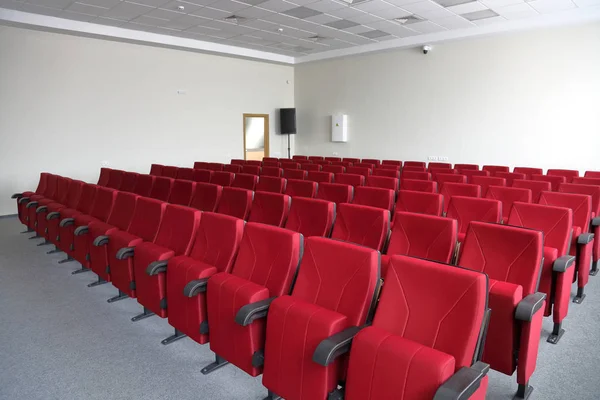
[224,15,247,24]
[308,35,327,42]
[338,0,373,5]
[393,15,424,25]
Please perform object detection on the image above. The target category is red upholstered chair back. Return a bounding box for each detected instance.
[44,174,58,199]
[120,172,139,192]
[176,168,195,181]
[317,182,353,204]
[217,187,253,220]
[309,156,324,162]
[106,169,124,189]
[514,167,543,179]
[440,182,481,214]
[558,183,600,217]
[307,171,334,183]
[89,186,118,222]
[470,176,506,196]
[331,203,390,251]
[76,184,98,214]
[572,177,600,186]
[154,204,201,256]
[128,197,167,242]
[455,163,480,171]
[539,191,592,233]
[232,173,259,191]
[255,176,286,194]
[284,169,307,180]
[149,177,174,202]
[401,178,438,193]
[133,174,155,197]
[335,173,365,187]
[352,186,394,212]
[361,159,380,166]
[55,177,72,204]
[585,171,600,178]
[512,180,551,202]
[285,179,317,198]
[547,169,579,183]
[531,174,565,191]
[189,182,222,212]
[494,172,526,187]
[211,171,234,187]
[98,168,111,186]
[106,191,139,232]
[224,164,243,174]
[194,161,208,169]
[482,165,509,174]
[65,180,85,209]
[206,162,225,171]
[373,169,399,179]
[463,170,490,182]
[346,166,372,177]
[485,186,532,222]
[459,221,543,296]
[428,162,452,171]
[261,166,283,177]
[323,165,345,174]
[161,165,179,179]
[366,176,399,192]
[149,164,163,176]
[446,196,502,237]
[404,161,426,168]
[395,190,443,216]
[168,180,195,206]
[241,165,261,175]
[285,197,335,238]
[436,173,467,184]
[192,169,213,183]
[248,192,291,227]
[382,160,402,166]
[402,171,431,181]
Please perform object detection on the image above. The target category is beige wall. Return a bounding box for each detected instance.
[0,25,294,215]
[294,23,600,173]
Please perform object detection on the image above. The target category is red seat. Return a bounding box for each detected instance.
[204,223,303,377]
[343,157,360,163]
[373,168,399,179]
[404,161,426,168]
[316,182,353,204]
[262,161,279,167]
[440,182,481,214]
[165,212,244,345]
[346,166,372,177]
[458,222,545,398]
[573,177,600,186]
[428,162,452,171]
[354,162,375,169]
[495,172,527,187]
[366,175,399,192]
[161,166,179,179]
[485,186,532,222]
[106,169,124,190]
[24,174,58,230]
[482,165,509,175]
[285,179,317,198]
[309,156,325,162]
[98,168,111,186]
[281,162,301,170]
[331,161,353,168]
[430,168,458,179]
[33,176,71,237]
[285,197,335,237]
[88,192,139,285]
[352,186,394,212]
[149,177,174,202]
[361,158,380,166]
[232,173,259,191]
[331,203,390,251]
[14,172,49,227]
[106,198,167,301]
[132,174,154,197]
[262,237,379,399]
[344,256,489,400]
[189,183,222,212]
[395,190,443,216]
[446,196,502,243]
[176,168,195,181]
[260,166,283,177]
[402,171,431,180]
[149,164,163,176]
[437,173,467,184]
[131,204,201,320]
[531,174,565,191]
[322,165,345,174]
[242,165,261,175]
[307,171,334,183]
[402,166,427,172]
[248,192,291,227]
[284,169,307,180]
[245,160,262,167]
[377,164,401,171]
[194,161,209,169]
[192,169,213,183]
[263,157,279,163]
[401,178,438,193]
[470,176,506,196]
[168,180,195,206]
[324,157,341,162]
[512,180,551,202]
[463,170,490,182]
[217,187,253,220]
[45,180,85,247]
[548,169,579,183]
[211,171,234,187]
[255,176,286,194]
[335,173,365,187]
[301,163,322,172]
[292,155,308,161]
[382,211,457,276]
[381,159,402,166]
[514,167,543,180]
[206,163,225,171]
[224,164,243,174]
[455,163,480,171]
[508,202,575,344]
[120,172,139,193]
[585,171,600,178]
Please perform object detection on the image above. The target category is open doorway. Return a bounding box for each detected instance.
[243,114,269,161]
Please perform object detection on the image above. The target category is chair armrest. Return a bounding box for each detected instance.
[59,218,74,228]
[93,235,109,247]
[146,260,168,276]
[47,212,61,221]
[235,297,276,327]
[433,362,490,400]
[26,201,39,209]
[74,226,89,236]
[577,233,594,245]
[515,292,546,322]
[115,247,135,260]
[553,255,575,273]
[12,193,23,199]
[313,326,365,367]
[183,278,209,297]
[36,205,48,214]
[18,197,30,204]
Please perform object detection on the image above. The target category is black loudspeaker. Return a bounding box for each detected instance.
[280,108,296,135]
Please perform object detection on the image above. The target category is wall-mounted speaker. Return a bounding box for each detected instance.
[280,108,296,135]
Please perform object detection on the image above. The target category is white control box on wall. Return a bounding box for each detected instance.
[331,114,348,142]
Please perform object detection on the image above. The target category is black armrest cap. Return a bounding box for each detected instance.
[47,212,60,221]
[183,279,209,298]
[93,235,109,247]
[313,326,365,367]
[578,233,594,245]
[515,292,546,322]
[26,201,39,209]
[146,260,168,276]
[59,218,75,228]
[74,226,89,236]
[18,197,30,204]
[12,193,22,199]
[235,297,276,327]
[592,217,600,227]
[553,255,575,273]
[36,205,48,214]
[433,362,489,400]
[115,247,135,260]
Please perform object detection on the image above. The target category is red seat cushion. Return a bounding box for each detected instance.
[133,242,175,317]
[107,230,145,297]
[345,326,455,400]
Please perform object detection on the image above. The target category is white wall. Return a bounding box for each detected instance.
[294,23,600,173]
[0,25,294,216]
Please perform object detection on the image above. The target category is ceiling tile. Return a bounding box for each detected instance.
[162,13,208,28]
[528,0,576,13]
[480,0,524,8]
[103,1,155,20]
[574,0,600,7]
[473,14,506,23]
[184,24,222,34]
[446,2,489,14]
[262,11,306,24]
[90,16,127,27]
[325,18,360,28]
[144,8,186,20]
[204,18,258,33]
[432,14,474,27]
[258,0,298,11]
[326,6,363,18]
[353,0,396,12]
[210,0,251,12]
[368,7,412,18]
[343,24,374,33]
[418,7,455,18]
[493,3,538,18]
[26,0,72,8]
[304,13,341,23]
[433,0,477,7]
[60,10,97,22]
[287,0,321,5]
[406,19,446,32]
[366,19,410,33]
[345,12,384,24]
[235,5,276,16]
[157,1,204,14]
[461,8,499,19]
[358,29,390,38]
[131,15,171,26]
[236,0,269,4]
[123,0,171,6]
[65,2,109,16]
[400,1,446,14]
[283,5,323,17]
[79,0,122,7]
[239,17,280,29]
[305,0,346,12]
[190,6,231,18]
[180,0,222,5]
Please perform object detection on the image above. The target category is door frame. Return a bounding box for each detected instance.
[243,113,269,160]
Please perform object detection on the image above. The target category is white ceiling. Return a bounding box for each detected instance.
[0,0,599,63]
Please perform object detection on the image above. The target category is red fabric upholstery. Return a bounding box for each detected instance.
[508,202,573,324]
[331,203,390,251]
[585,171,600,178]
[531,174,565,191]
[512,179,551,202]
[404,161,426,168]
[285,179,317,198]
[208,223,303,376]
[150,164,163,176]
[284,169,307,180]
[302,163,323,172]
[431,169,458,180]
[55,183,97,252]
[548,169,579,183]
[241,165,261,175]
[192,169,212,183]
[194,161,209,169]
[325,157,341,162]
[160,166,178,179]
[206,162,225,171]
[223,164,243,174]
[366,176,399,191]
[352,186,394,212]
[440,183,481,214]
[255,176,286,194]
[248,192,291,227]
[149,177,174,202]
[231,173,259,191]
[285,197,335,238]
[402,166,426,172]
[244,161,261,167]
[132,174,154,197]
[353,163,374,169]
[436,173,466,185]
[463,170,490,182]
[217,187,253,220]
[495,172,526,187]
[428,162,452,171]
[482,165,510,174]
[361,159,380,166]
[134,204,201,317]
[106,169,124,189]
[189,182,222,212]
[107,198,167,297]
[281,162,301,170]
[485,186,532,222]
[35,177,71,236]
[382,160,402,166]
[470,176,506,196]
[401,178,438,193]
[263,237,379,399]
[317,182,353,204]
[17,173,48,225]
[346,166,372,177]
[261,166,283,177]
[168,179,195,206]
[455,163,480,171]
[514,167,543,179]
[98,168,111,186]
[343,157,360,163]
[166,213,244,344]
[395,190,443,216]
[383,212,457,276]
[573,177,600,186]
[176,168,195,181]
[323,165,345,174]
[373,169,400,178]
[120,172,138,193]
[46,180,85,246]
[402,171,431,180]
[309,156,325,161]
[307,171,334,183]
[263,157,279,162]
[335,173,365,187]
[211,171,234,187]
[292,155,308,161]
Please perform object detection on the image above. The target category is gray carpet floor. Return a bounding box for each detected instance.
[0,215,599,400]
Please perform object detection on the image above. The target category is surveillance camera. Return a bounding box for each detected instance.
[422,45,432,54]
